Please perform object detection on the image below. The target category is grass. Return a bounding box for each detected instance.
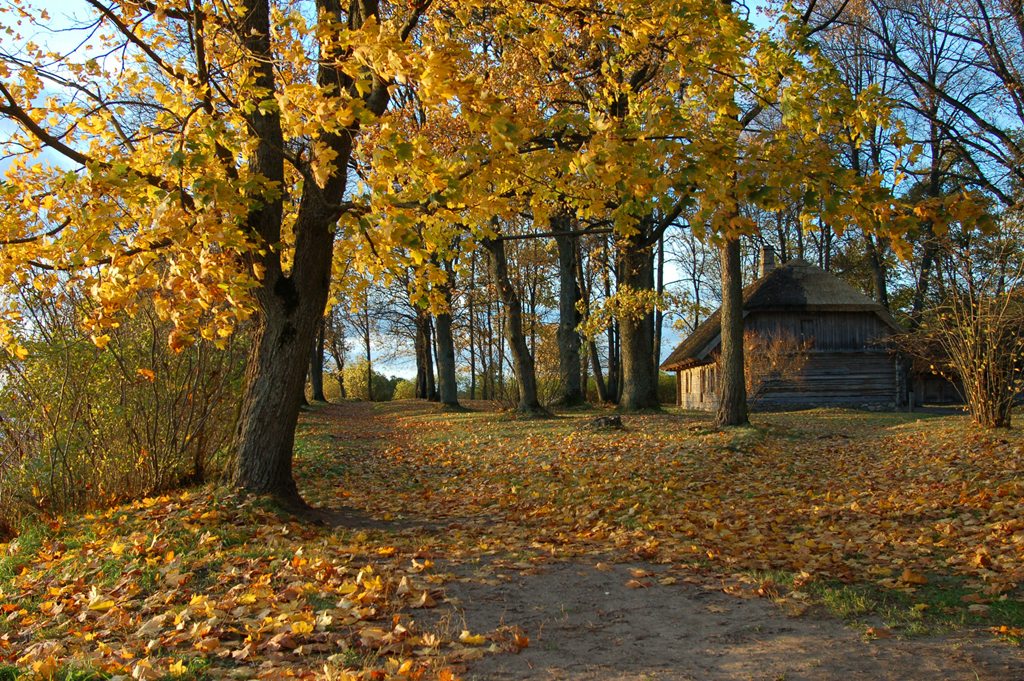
[747,570,1024,638]
[0,521,46,583]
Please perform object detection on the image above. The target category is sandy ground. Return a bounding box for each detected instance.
[434,561,1024,681]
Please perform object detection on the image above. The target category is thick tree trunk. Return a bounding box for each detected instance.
[553,221,585,406]
[232,296,320,500]
[309,316,327,402]
[483,237,544,414]
[435,282,460,406]
[716,237,748,427]
[618,233,660,411]
[229,0,361,502]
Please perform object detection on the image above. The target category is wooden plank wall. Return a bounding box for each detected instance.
[753,352,898,409]
[674,311,901,411]
[747,311,893,351]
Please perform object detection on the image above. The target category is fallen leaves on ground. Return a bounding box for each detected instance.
[3,401,1024,678]
[0,487,463,680]
[311,403,1024,600]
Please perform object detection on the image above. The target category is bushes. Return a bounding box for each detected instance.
[340,360,400,401]
[392,379,417,400]
[0,291,245,532]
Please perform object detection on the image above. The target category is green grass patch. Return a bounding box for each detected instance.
[0,521,46,584]
[804,575,1024,636]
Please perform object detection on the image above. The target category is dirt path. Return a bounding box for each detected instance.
[439,561,1024,681]
[304,402,1024,680]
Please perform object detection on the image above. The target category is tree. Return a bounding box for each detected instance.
[899,213,1022,428]
[342,360,398,402]
[552,215,585,406]
[324,303,349,400]
[309,316,328,402]
[433,263,461,407]
[482,234,545,415]
[0,0,451,506]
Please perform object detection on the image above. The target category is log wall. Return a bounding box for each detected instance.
[674,310,901,411]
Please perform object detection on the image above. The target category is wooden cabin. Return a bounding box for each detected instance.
[661,256,907,411]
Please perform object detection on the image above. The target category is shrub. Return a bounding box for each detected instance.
[743,330,811,405]
[0,290,245,532]
[392,379,416,400]
[341,360,397,401]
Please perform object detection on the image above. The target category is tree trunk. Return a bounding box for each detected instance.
[229,0,375,502]
[232,291,322,500]
[617,233,660,411]
[497,309,505,399]
[309,315,327,402]
[653,232,665,380]
[603,246,620,403]
[435,283,460,407]
[415,314,428,398]
[484,293,494,399]
[483,237,545,414]
[589,340,608,403]
[425,314,437,401]
[864,233,889,308]
[326,307,347,399]
[469,255,477,400]
[716,236,748,427]
[576,245,609,403]
[553,221,585,406]
[364,307,374,402]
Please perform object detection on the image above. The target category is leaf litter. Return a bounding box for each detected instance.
[2,401,1024,679]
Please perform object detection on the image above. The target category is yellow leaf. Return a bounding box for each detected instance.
[31,656,60,680]
[168,660,188,677]
[459,630,487,646]
[87,586,115,611]
[291,620,314,635]
[109,540,126,557]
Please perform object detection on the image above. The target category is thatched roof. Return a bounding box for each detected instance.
[660,259,902,371]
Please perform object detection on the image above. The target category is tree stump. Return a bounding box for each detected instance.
[589,415,624,430]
